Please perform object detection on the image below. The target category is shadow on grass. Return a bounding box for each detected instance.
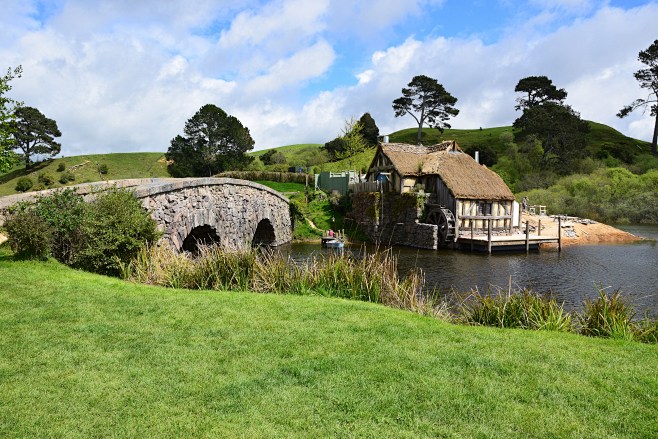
[0,161,51,185]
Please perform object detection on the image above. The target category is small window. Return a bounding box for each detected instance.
[478,201,492,216]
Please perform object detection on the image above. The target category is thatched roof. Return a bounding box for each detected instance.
[375,142,514,201]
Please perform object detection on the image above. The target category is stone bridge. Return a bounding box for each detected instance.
[0,178,293,252]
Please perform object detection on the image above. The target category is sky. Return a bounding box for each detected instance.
[1,0,657,156]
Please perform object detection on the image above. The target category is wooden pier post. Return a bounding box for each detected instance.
[470,222,474,252]
[538,219,541,236]
[558,217,562,252]
[525,221,530,253]
[487,219,492,254]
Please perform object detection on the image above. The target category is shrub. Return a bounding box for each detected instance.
[99,164,109,174]
[74,188,160,276]
[57,163,66,172]
[3,208,53,260]
[15,177,33,192]
[38,173,55,186]
[58,172,75,184]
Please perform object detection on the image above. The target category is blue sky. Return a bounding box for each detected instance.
[1,0,657,155]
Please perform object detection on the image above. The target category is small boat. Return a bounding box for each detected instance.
[323,237,345,249]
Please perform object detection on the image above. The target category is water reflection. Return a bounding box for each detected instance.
[281,225,658,315]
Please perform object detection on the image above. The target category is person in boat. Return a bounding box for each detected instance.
[328,229,334,238]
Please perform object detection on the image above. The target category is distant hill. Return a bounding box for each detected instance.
[0,122,652,197]
[0,153,169,196]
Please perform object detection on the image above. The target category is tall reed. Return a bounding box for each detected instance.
[578,288,636,340]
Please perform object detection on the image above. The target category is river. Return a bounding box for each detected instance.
[282,225,658,315]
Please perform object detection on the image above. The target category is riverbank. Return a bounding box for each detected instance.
[1,251,656,438]
[522,212,642,245]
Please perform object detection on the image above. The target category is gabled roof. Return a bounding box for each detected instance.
[372,142,515,201]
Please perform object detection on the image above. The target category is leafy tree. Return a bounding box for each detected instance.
[514,75,567,111]
[322,137,346,161]
[0,66,22,172]
[166,104,254,177]
[260,149,287,165]
[12,106,61,169]
[322,117,368,160]
[358,112,380,146]
[514,102,590,172]
[392,75,459,145]
[513,76,589,173]
[618,39,658,155]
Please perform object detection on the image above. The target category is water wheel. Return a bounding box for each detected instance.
[426,206,456,246]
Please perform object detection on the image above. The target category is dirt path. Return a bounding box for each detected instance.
[522,213,641,246]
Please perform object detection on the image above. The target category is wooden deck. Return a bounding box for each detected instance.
[456,233,560,253]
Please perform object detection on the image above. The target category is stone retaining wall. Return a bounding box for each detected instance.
[349,192,438,250]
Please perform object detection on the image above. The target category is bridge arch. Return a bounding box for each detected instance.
[134,178,292,252]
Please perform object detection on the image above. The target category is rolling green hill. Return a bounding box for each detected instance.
[0,152,170,196]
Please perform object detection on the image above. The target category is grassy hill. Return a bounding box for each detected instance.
[1,247,656,437]
[0,152,170,196]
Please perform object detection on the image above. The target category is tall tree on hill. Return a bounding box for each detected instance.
[617,39,658,155]
[0,65,22,172]
[13,106,61,169]
[392,75,459,145]
[358,112,380,146]
[513,76,589,173]
[166,104,254,177]
[514,75,567,111]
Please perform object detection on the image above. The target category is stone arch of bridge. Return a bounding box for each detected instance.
[252,218,276,247]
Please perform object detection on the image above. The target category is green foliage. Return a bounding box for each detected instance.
[514,75,567,111]
[14,176,32,192]
[216,170,308,184]
[13,106,62,169]
[75,189,161,276]
[0,65,22,173]
[3,208,52,259]
[58,171,75,184]
[322,136,347,161]
[617,39,658,154]
[56,162,65,172]
[393,74,459,144]
[578,289,636,340]
[518,167,658,223]
[260,149,287,165]
[37,172,55,186]
[458,288,572,331]
[99,163,108,174]
[4,188,159,275]
[358,112,380,146]
[166,104,255,177]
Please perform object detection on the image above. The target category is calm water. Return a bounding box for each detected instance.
[282,225,658,315]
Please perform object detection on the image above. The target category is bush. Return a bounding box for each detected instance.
[74,188,160,276]
[4,188,160,276]
[3,208,53,260]
[58,172,75,184]
[38,173,55,186]
[99,164,109,174]
[15,177,33,192]
[56,163,66,172]
[578,289,635,340]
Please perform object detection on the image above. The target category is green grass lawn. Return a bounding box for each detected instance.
[1,248,656,438]
[0,152,170,196]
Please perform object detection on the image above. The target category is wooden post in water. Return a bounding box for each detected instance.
[525,221,530,253]
[538,219,542,236]
[558,216,562,252]
[487,218,492,254]
[470,221,474,252]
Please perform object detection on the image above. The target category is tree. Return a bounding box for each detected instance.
[13,106,61,169]
[321,117,368,161]
[392,75,459,145]
[358,112,380,146]
[0,65,22,172]
[513,102,590,172]
[166,104,254,177]
[618,39,658,155]
[514,75,567,111]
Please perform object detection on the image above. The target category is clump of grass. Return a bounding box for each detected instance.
[458,287,572,332]
[123,244,434,314]
[578,288,636,340]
